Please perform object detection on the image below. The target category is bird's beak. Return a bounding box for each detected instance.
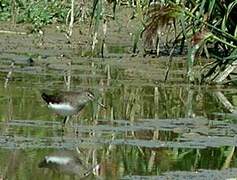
[96,100,106,109]
[89,93,106,108]
[88,93,95,100]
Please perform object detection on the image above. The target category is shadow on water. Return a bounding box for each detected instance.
[38,150,96,178]
[1,29,237,179]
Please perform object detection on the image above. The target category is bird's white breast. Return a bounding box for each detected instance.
[48,103,76,116]
[45,156,72,165]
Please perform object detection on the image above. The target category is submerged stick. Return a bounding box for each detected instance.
[4,61,15,88]
[0,30,27,35]
[66,0,75,39]
[164,45,176,81]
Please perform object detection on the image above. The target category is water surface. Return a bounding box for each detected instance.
[1,24,237,180]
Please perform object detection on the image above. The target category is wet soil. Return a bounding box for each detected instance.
[1,8,237,179]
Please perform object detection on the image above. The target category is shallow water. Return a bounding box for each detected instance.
[1,24,237,179]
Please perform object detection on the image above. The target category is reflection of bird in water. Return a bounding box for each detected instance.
[38,150,95,177]
[41,90,105,125]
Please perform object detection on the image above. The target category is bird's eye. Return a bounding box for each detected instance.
[87,93,94,99]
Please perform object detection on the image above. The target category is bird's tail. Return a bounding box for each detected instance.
[41,92,51,104]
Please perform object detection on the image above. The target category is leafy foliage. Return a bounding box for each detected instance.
[1,0,237,83]
[0,0,11,21]
[143,3,182,46]
[141,0,237,83]
[17,1,69,24]
[0,0,69,31]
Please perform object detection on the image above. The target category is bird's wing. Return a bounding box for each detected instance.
[41,92,63,104]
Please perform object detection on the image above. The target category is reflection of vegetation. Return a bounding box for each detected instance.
[0,67,236,179]
[0,145,236,179]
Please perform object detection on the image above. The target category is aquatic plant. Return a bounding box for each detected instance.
[141,0,237,83]
[0,0,11,21]
[90,0,117,57]
[1,0,237,83]
[0,0,69,32]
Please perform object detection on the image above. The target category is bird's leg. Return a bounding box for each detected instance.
[61,127,65,136]
[61,116,66,133]
[61,116,70,133]
[63,116,70,125]
[75,115,79,136]
[63,116,67,125]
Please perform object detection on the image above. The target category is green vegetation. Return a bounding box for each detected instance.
[0,0,237,84]
[0,0,69,31]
